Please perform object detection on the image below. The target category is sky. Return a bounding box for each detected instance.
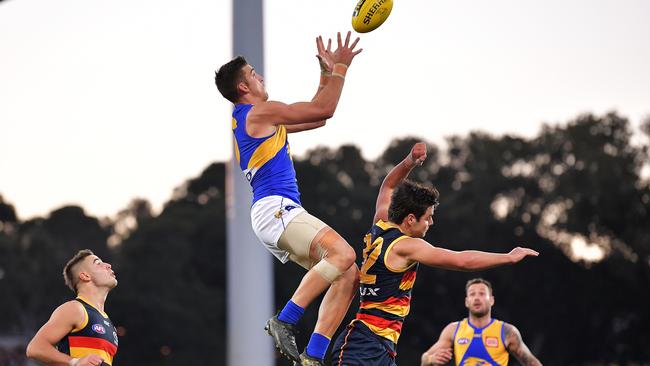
[1,0,649,220]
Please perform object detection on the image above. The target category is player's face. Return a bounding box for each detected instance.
[465,283,493,317]
[241,64,268,100]
[81,255,118,289]
[410,206,434,238]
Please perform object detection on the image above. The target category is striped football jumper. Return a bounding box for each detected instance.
[354,220,418,346]
[57,297,118,366]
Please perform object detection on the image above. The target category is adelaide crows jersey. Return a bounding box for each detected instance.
[57,297,118,365]
[355,220,418,345]
[453,318,508,366]
[231,103,300,205]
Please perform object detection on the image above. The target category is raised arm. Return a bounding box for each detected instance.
[393,238,539,271]
[373,142,427,223]
[421,322,457,366]
[504,323,543,366]
[26,301,105,366]
[249,31,362,128]
[285,36,334,134]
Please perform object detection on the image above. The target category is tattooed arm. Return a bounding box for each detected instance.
[504,323,542,366]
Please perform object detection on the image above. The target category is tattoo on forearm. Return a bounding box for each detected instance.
[504,324,542,366]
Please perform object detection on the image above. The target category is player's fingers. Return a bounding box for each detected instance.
[344,30,351,47]
[352,48,363,56]
[316,36,323,52]
[527,249,540,256]
[337,32,342,48]
[350,37,360,50]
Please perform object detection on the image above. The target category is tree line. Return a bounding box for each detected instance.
[0,112,648,365]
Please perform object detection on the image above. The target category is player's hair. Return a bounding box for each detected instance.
[215,56,248,103]
[388,180,439,224]
[465,278,493,296]
[63,249,94,293]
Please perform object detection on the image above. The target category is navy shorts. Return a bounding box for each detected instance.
[330,321,397,366]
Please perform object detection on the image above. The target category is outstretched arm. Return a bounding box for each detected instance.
[504,323,543,366]
[394,238,539,271]
[373,142,427,223]
[421,322,456,366]
[249,31,362,128]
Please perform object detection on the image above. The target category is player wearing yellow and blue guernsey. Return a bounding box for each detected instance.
[216,32,363,366]
[421,278,542,366]
[231,103,299,205]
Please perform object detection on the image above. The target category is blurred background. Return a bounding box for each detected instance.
[1,0,649,365]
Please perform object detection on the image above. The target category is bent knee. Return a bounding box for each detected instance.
[333,244,356,269]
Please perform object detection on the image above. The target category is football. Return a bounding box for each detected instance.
[351,0,393,33]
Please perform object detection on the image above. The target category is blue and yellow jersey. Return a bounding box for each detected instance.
[354,220,418,345]
[57,297,118,366]
[231,103,301,205]
[453,318,509,366]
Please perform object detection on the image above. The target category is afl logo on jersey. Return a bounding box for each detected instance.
[92,324,106,334]
[457,337,470,345]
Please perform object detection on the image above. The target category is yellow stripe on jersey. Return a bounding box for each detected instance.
[359,320,401,344]
[71,306,88,333]
[77,296,109,318]
[233,138,241,164]
[360,302,410,317]
[384,236,417,273]
[231,117,237,130]
[398,275,416,291]
[375,220,400,231]
[70,347,113,365]
[247,125,287,170]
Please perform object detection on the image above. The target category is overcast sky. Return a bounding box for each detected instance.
[1,0,649,220]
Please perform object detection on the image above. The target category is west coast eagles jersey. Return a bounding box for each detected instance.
[453,318,508,366]
[231,103,301,205]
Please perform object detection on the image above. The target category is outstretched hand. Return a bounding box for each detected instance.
[508,247,539,263]
[410,142,427,166]
[316,36,334,73]
[332,31,362,66]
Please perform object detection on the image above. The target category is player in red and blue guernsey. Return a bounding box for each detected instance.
[27,250,118,366]
[330,142,539,366]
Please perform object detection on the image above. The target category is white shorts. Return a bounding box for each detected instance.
[250,195,307,263]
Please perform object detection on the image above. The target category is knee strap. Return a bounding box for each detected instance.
[312,259,343,283]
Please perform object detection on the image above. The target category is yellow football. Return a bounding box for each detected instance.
[351,0,393,33]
